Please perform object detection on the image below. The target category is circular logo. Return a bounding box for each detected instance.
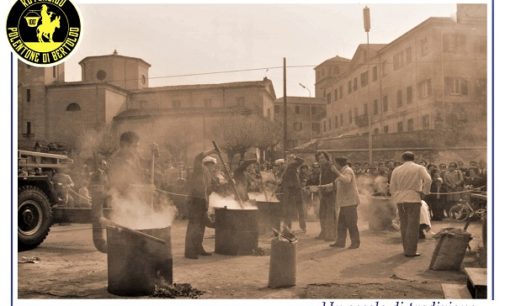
[6,0,81,66]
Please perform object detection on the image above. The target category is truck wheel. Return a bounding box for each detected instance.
[18,186,53,251]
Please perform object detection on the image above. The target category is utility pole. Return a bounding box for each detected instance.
[363,6,373,164]
[283,57,287,159]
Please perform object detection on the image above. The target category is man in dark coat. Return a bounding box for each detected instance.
[107,131,145,194]
[315,151,337,241]
[280,155,306,232]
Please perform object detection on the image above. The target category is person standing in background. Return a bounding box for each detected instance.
[315,152,337,241]
[426,167,446,221]
[443,162,464,216]
[280,155,306,233]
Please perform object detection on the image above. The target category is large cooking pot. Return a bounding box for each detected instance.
[214,207,258,255]
[106,224,172,296]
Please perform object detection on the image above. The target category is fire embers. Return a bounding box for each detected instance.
[152,283,205,299]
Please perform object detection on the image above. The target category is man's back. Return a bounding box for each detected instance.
[390,161,432,203]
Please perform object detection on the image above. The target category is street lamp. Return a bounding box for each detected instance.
[299,83,313,140]
[298,83,311,97]
[363,5,373,164]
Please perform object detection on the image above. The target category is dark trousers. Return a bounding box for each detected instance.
[184,198,208,258]
[282,188,306,231]
[426,196,445,220]
[335,205,360,247]
[319,192,336,240]
[397,202,421,255]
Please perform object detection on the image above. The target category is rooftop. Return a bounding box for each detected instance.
[79,50,151,67]
[275,96,327,105]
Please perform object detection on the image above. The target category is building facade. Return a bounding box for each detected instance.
[18,51,276,161]
[273,97,326,149]
[315,4,486,151]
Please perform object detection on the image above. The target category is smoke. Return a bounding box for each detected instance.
[208,192,258,212]
[248,192,279,203]
[252,171,280,202]
[355,175,396,226]
[108,187,176,230]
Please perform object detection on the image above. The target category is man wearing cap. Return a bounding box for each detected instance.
[184,149,218,259]
[390,151,432,257]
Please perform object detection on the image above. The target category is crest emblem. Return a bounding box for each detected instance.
[6,0,81,66]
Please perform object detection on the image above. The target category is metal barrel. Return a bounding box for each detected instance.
[214,207,258,255]
[106,225,172,296]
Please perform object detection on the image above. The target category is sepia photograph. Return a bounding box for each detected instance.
[6,0,492,302]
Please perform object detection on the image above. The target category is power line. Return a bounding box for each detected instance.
[148,65,316,81]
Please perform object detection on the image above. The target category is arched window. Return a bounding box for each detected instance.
[66,103,81,111]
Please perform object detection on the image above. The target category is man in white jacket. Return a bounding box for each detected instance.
[390,151,432,257]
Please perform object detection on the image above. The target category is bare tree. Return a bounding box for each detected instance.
[162,128,195,163]
[212,114,281,166]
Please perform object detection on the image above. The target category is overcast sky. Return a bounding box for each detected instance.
[63,2,459,98]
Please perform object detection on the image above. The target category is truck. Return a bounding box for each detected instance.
[18,150,96,250]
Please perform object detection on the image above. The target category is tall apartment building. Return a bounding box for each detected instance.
[315,4,486,149]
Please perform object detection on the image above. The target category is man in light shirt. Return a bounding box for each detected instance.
[389,151,432,257]
[319,156,361,249]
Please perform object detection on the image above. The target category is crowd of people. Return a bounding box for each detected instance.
[267,151,486,257]
[271,154,487,228]
[22,131,488,260]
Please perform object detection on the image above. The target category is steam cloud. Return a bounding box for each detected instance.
[108,187,176,230]
[208,193,258,212]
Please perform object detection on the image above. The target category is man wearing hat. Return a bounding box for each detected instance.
[185,149,218,259]
[390,151,432,257]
